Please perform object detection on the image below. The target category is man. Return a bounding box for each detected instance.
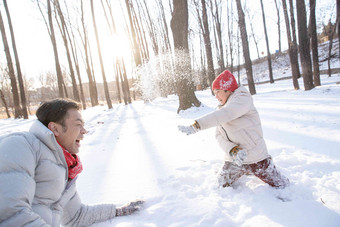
[178,70,289,189]
[0,99,143,226]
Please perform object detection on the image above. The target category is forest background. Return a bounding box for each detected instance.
[0,0,338,118]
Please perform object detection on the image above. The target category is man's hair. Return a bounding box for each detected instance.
[36,99,81,127]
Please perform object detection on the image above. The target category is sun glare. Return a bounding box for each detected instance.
[101,33,131,61]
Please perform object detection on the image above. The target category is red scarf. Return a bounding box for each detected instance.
[58,142,83,180]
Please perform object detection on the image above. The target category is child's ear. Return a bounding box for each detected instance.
[48,122,60,136]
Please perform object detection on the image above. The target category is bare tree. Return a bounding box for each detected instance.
[201,0,215,88]
[281,0,299,89]
[309,0,320,86]
[171,0,200,112]
[260,0,274,83]
[0,10,21,118]
[54,0,80,101]
[274,0,282,53]
[125,0,142,67]
[338,0,340,60]
[226,0,234,72]
[246,9,261,60]
[63,3,86,109]
[288,0,300,79]
[37,0,64,98]
[0,89,10,118]
[79,0,98,106]
[235,0,256,95]
[158,0,172,52]
[296,0,314,90]
[114,59,122,103]
[90,0,112,108]
[3,0,28,118]
[326,18,338,77]
[117,57,131,105]
[210,0,224,72]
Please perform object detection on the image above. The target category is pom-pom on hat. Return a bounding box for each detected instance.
[212,70,238,92]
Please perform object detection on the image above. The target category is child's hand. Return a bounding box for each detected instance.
[178,125,198,135]
[178,121,200,135]
[229,146,247,166]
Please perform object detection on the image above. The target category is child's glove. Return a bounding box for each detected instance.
[116,200,144,216]
[178,121,200,135]
[229,146,247,166]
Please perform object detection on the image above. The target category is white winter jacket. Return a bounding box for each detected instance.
[196,86,269,164]
[0,120,116,227]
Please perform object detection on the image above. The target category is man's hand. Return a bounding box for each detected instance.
[116,200,144,216]
[229,146,247,166]
[178,121,200,135]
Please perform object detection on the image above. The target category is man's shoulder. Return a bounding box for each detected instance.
[0,131,41,153]
[0,131,36,142]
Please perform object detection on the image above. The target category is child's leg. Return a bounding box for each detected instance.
[249,157,290,188]
[218,161,247,187]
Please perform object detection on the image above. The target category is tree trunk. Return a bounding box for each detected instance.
[90,0,112,109]
[120,59,131,104]
[3,0,28,118]
[66,20,86,109]
[171,0,200,112]
[327,17,338,77]
[260,0,274,83]
[281,0,299,89]
[80,0,97,107]
[0,89,10,118]
[296,0,314,90]
[212,0,224,72]
[88,41,99,105]
[289,0,301,78]
[125,0,142,67]
[227,1,234,72]
[274,0,282,53]
[46,0,64,98]
[114,60,122,103]
[0,10,21,118]
[201,0,215,88]
[338,0,340,61]
[55,0,80,101]
[247,11,261,60]
[309,0,320,86]
[131,3,150,61]
[235,0,256,95]
[158,0,172,52]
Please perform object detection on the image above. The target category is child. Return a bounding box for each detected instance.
[178,70,289,188]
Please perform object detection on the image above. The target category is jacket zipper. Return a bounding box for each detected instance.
[221,126,231,142]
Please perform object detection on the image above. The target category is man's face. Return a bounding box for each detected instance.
[53,108,86,154]
[214,89,232,105]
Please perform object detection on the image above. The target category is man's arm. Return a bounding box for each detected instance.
[61,179,143,227]
[0,134,49,226]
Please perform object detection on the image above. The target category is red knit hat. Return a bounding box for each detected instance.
[212,70,238,91]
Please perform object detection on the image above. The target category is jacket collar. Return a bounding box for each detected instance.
[29,120,68,177]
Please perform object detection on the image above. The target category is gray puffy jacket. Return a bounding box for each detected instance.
[0,120,116,226]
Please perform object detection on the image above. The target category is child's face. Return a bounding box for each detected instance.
[214,89,232,105]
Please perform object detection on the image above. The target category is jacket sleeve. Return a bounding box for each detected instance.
[0,135,49,227]
[61,184,117,227]
[196,90,252,130]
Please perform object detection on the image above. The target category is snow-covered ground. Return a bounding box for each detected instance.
[1,72,340,226]
[1,42,340,226]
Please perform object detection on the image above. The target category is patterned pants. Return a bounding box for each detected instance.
[218,157,290,188]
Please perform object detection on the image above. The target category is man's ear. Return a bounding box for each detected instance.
[48,122,60,136]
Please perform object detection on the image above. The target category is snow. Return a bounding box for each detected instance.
[1,45,340,226]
